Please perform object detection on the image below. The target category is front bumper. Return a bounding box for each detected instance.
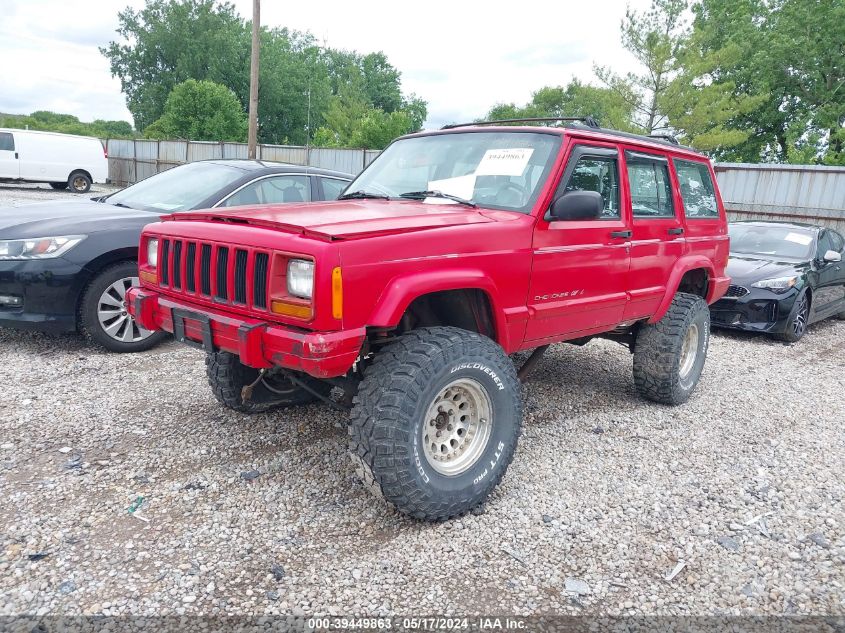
[0,258,82,333]
[710,285,799,334]
[127,287,366,378]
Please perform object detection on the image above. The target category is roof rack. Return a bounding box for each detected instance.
[441,116,601,130]
[648,133,680,145]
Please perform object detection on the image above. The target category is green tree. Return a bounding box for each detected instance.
[144,79,247,141]
[101,0,250,131]
[595,0,687,133]
[485,79,640,131]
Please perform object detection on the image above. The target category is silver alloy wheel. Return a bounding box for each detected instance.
[793,297,808,337]
[678,323,700,380]
[72,175,88,192]
[96,276,153,343]
[422,377,492,476]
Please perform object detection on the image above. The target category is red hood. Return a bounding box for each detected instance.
[168,199,503,240]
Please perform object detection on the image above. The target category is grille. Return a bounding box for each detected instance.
[158,238,269,311]
[253,253,269,309]
[725,284,749,298]
[215,247,229,301]
[200,244,212,295]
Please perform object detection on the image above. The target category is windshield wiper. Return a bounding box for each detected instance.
[338,190,390,201]
[111,202,134,209]
[399,190,477,208]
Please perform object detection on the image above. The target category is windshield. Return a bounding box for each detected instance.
[345,131,561,213]
[729,224,815,260]
[106,162,244,212]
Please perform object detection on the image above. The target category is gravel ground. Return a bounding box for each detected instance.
[0,316,843,618]
[0,182,120,207]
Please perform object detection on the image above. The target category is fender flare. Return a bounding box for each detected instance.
[367,269,510,347]
[650,256,716,323]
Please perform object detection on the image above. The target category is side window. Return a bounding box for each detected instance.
[320,177,348,200]
[562,154,620,219]
[0,133,14,152]
[221,175,310,207]
[828,230,844,253]
[817,231,834,258]
[674,159,718,218]
[626,153,675,218]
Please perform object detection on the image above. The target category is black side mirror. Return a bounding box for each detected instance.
[550,190,604,221]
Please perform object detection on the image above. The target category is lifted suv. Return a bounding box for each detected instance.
[128,118,730,520]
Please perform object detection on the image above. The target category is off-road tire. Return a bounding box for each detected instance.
[79,261,167,353]
[774,290,810,343]
[68,171,92,193]
[633,292,710,405]
[49,182,67,190]
[348,327,522,521]
[205,351,332,414]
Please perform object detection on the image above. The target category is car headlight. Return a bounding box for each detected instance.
[287,259,314,299]
[0,235,85,260]
[146,238,159,267]
[751,276,798,292]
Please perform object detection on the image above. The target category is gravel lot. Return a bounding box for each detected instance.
[1,317,843,617]
[1,183,843,618]
[0,182,120,207]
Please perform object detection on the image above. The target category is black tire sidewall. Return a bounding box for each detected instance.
[68,171,92,193]
[678,303,710,393]
[402,352,520,504]
[80,262,166,353]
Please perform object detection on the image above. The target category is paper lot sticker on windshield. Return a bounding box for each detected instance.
[785,232,813,246]
[476,148,534,177]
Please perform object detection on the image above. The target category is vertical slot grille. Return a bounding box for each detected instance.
[234,250,248,304]
[172,241,183,289]
[160,239,171,285]
[253,252,269,309]
[215,247,229,301]
[186,242,196,292]
[200,244,212,295]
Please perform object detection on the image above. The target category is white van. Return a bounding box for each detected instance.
[0,128,109,193]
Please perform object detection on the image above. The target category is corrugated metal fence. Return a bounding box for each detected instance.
[106,140,845,229]
[106,139,380,185]
[714,163,845,231]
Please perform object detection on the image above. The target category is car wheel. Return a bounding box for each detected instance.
[205,351,332,413]
[79,261,167,353]
[68,171,92,193]
[49,182,67,190]
[774,291,809,343]
[348,326,522,521]
[633,292,710,405]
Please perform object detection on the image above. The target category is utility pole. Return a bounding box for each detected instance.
[247,0,260,159]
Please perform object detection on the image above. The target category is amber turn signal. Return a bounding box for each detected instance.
[139,270,157,284]
[332,267,343,319]
[270,300,313,320]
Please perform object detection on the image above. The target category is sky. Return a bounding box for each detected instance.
[0,0,651,130]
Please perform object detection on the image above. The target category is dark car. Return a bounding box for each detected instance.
[710,221,845,342]
[0,160,352,352]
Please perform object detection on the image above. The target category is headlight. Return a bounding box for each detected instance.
[0,235,85,260]
[751,276,798,292]
[287,259,314,299]
[146,238,159,267]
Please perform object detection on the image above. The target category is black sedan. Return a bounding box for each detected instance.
[710,221,845,342]
[0,160,352,352]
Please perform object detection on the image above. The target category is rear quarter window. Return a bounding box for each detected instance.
[674,159,719,219]
[0,132,14,152]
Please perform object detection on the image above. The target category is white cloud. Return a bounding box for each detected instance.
[0,0,650,129]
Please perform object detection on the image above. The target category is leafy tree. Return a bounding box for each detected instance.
[143,79,247,141]
[485,80,640,131]
[0,111,135,138]
[101,0,250,131]
[595,0,687,133]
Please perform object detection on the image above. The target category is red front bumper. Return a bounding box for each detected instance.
[127,288,365,378]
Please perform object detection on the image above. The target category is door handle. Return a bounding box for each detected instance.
[610,230,632,238]
[668,228,684,235]
[14,152,18,159]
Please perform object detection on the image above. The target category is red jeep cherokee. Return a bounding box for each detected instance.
[128,119,730,520]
